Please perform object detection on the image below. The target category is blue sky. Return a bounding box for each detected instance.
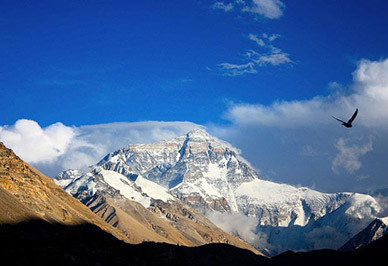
[2,0,388,126]
[1,0,388,194]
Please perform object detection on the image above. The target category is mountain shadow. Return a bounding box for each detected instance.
[1,219,387,266]
[0,219,269,266]
[271,233,387,266]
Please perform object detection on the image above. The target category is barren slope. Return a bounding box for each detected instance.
[0,142,125,240]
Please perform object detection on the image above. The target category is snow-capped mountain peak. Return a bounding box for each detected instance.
[55,129,382,256]
[186,128,213,140]
[95,128,259,213]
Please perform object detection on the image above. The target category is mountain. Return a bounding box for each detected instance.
[0,142,127,240]
[57,129,383,256]
[56,166,260,254]
[96,128,258,213]
[339,216,388,251]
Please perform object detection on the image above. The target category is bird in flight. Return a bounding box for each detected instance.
[332,108,358,128]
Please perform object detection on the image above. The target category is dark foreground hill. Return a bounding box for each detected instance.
[0,220,267,266]
[0,219,387,266]
[271,233,387,266]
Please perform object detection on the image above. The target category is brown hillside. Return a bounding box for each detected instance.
[0,142,125,239]
[0,142,261,255]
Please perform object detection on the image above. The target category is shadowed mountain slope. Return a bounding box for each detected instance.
[1,219,386,266]
[0,220,268,266]
[270,233,387,266]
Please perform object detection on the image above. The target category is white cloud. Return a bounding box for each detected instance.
[332,137,373,174]
[265,33,280,42]
[253,52,292,66]
[355,58,388,88]
[248,33,265,47]
[248,33,291,66]
[211,0,285,19]
[226,57,388,127]
[0,120,201,177]
[206,211,270,247]
[213,57,388,192]
[242,0,285,19]
[0,119,76,164]
[225,97,325,127]
[212,2,234,12]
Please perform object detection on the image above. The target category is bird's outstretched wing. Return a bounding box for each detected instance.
[348,108,358,124]
[332,116,346,123]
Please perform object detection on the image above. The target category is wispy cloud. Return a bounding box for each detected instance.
[218,32,292,76]
[253,52,292,66]
[300,145,326,157]
[212,2,234,12]
[210,0,289,77]
[248,33,266,47]
[206,211,271,248]
[332,137,373,174]
[247,33,292,66]
[242,0,285,19]
[211,0,285,19]
[217,62,257,76]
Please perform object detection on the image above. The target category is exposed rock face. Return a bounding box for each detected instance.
[65,129,383,256]
[57,167,261,254]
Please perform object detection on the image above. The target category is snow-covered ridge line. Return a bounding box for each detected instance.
[56,167,175,208]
